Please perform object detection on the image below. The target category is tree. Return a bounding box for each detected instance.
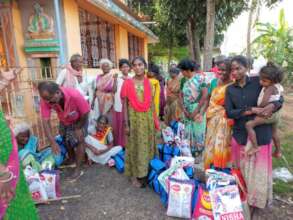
[252,9,293,83]
[154,0,247,66]
[203,0,216,71]
[246,0,281,62]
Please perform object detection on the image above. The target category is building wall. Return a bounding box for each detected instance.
[115,25,129,61]
[62,0,82,57]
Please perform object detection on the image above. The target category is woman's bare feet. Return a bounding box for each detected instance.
[131,177,142,188]
[272,149,282,158]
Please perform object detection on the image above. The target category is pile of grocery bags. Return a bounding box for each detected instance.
[110,120,247,219]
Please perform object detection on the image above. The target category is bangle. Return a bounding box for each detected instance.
[0,171,13,183]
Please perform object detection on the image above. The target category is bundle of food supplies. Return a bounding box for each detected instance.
[192,169,245,220]
[24,166,61,202]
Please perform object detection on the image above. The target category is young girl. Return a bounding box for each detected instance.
[121,56,156,188]
[85,115,122,165]
[245,62,283,157]
[113,59,131,147]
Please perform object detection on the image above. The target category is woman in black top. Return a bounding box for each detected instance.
[225,56,282,213]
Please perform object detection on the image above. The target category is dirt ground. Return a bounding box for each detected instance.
[38,92,293,220]
[38,164,293,220]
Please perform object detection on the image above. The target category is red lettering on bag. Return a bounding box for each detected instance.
[171,184,181,192]
[220,212,244,220]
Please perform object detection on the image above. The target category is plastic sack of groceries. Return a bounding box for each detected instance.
[209,185,245,220]
[162,127,175,143]
[206,169,236,191]
[167,178,195,219]
[192,185,214,220]
[158,165,189,192]
[170,156,195,168]
[24,166,61,202]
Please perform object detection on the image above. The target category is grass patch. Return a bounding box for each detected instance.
[272,132,293,195]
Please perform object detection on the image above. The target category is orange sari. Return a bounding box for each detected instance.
[204,82,233,169]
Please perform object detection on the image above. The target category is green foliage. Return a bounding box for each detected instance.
[252,9,293,83]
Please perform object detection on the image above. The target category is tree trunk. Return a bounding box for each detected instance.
[203,0,216,71]
[167,34,174,71]
[187,17,201,64]
[187,18,196,61]
[247,0,258,70]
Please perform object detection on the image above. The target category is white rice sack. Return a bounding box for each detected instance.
[158,165,189,192]
[167,178,195,219]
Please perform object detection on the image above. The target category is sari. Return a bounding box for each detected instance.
[231,138,273,209]
[204,81,233,170]
[95,72,115,122]
[149,78,160,116]
[113,75,131,147]
[182,74,207,153]
[164,77,181,125]
[18,135,64,169]
[85,127,122,165]
[121,78,156,178]
[0,112,39,219]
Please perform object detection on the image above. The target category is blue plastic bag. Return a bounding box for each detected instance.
[184,166,194,179]
[148,158,166,194]
[157,144,180,163]
[112,149,125,173]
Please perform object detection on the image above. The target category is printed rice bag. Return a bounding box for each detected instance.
[167,178,195,219]
[192,186,214,220]
[39,170,61,199]
[158,165,189,192]
[206,169,236,191]
[209,185,244,220]
[29,180,48,201]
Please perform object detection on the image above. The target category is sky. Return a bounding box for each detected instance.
[220,0,293,55]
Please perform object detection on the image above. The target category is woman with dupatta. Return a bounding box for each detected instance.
[204,60,233,170]
[0,68,39,219]
[121,57,157,188]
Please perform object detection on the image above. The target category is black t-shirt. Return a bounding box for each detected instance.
[225,76,281,145]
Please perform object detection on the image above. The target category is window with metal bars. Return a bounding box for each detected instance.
[128,32,143,62]
[79,8,116,68]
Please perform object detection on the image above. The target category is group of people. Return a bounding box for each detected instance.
[0,52,284,219]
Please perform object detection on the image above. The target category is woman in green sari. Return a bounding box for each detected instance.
[0,69,39,219]
[178,59,208,157]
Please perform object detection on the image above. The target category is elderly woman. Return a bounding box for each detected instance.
[56,54,91,100]
[225,55,282,217]
[178,59,208,157]
[0,68,39,219]
[15,123,65,170]
[91,59,117,127]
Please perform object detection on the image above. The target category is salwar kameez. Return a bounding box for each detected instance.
[121,78,156,178]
